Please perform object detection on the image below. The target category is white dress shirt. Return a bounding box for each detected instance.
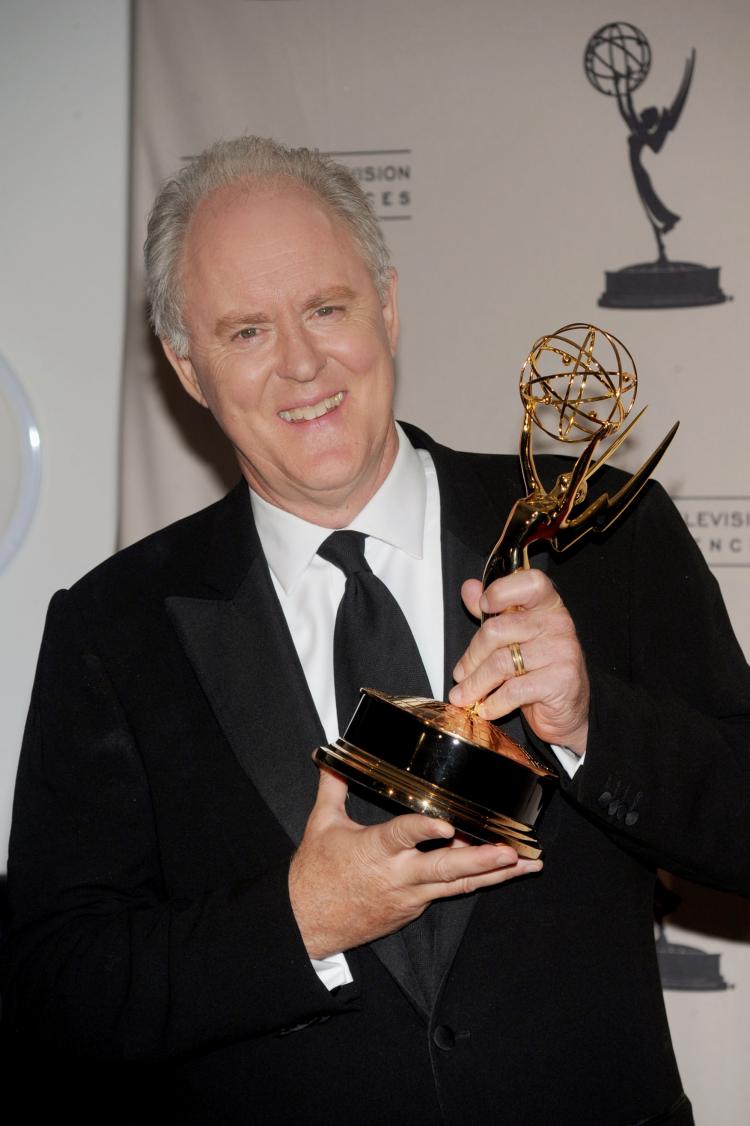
[250,423,581,989]
[251,423,444,746]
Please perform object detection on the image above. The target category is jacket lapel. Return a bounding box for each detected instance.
[166,484,323,847]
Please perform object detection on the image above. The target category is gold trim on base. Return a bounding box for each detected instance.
[315,739,543,860]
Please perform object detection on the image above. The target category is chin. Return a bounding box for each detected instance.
[288,452,376,503]
[298,462,366,497]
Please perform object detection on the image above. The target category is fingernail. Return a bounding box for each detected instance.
[479,594,490,613]
[453,661,464,680]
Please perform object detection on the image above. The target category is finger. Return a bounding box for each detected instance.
[416,842,541,893]
[418,840,519,885]
[425,856,543,898]
[480,568,561,616]
[461,570,559,626]
[473,665,583,735]
[451,635,548,709]
[460,578,484,618]
[470,668,546,721]
[452,611,539,690]
[376,811,455,855]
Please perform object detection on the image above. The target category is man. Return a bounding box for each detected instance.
[6,137,750,1125]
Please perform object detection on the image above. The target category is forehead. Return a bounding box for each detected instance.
[180,180,372,300]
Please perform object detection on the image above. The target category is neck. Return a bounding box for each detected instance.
[243,423,400,529]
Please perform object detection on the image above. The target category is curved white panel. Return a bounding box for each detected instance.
[0,353,41,572]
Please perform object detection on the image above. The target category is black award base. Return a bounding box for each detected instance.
[314,689,557,859]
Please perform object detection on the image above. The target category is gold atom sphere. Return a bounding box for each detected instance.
[519,323,637,443]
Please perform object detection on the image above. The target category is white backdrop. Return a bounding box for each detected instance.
[0,1,129,865]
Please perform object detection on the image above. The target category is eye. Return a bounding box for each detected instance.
[314,305,341,318]
[237,326,259,340]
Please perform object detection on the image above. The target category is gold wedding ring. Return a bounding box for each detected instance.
[509,641,526,677]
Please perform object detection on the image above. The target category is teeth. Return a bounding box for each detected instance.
[279,391,344,422]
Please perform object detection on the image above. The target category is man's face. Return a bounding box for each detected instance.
[163,181,399,526]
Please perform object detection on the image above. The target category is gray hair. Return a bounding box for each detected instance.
[144,135,392,356]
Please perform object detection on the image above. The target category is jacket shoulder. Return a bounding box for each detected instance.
[69,482,247,604]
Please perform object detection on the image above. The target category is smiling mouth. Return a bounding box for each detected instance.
[278,391,344,423]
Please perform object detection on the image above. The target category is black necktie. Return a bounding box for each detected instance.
[317,530,432,731]
[318,530,443,1009]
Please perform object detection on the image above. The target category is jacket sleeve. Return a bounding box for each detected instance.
[6,590,360,1060]
[561,480,750,896]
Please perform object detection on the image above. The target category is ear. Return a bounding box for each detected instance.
[381,267,400,356]
[161,339,209,408]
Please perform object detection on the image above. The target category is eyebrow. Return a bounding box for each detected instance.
[301,285,356,312]
[214,310,269,336]
[213,286,357,337]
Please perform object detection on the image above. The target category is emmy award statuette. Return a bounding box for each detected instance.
[315,325,678,858]
[583,22,727,308]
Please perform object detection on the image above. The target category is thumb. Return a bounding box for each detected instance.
[312,764,350,819]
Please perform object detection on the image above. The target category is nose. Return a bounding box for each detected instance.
[274,322,325,383]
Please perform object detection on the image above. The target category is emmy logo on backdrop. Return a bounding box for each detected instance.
[584,22,727,308]
[654,879,731,991]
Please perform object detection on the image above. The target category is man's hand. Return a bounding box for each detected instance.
[289,769,542,959]
[449,569,589,757]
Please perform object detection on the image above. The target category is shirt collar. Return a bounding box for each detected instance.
[250,422,426,593]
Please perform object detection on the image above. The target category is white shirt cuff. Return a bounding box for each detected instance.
[550,743,585,779]
[311,951,354,991]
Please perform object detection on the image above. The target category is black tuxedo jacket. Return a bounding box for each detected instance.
[7,425,750,1125]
